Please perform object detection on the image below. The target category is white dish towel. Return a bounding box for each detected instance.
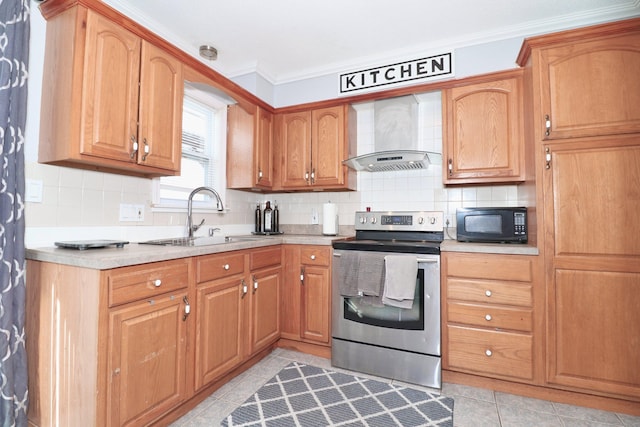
[382,255,417,309]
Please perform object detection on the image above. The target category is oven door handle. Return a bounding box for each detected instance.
[333,252,437,264]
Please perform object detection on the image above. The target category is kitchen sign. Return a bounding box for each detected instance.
[340,52,453,94]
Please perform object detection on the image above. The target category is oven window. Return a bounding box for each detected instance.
[343,270,424,330]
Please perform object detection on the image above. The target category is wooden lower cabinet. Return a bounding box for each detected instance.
[194,276,244,391]
[549,269,640,398]
[27,247,282,427]
[194,247,281,390]
[281,245,332,346]
[107,291,188,426]
[442,252,540,384]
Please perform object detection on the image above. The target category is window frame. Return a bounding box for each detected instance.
[152,84,228,213]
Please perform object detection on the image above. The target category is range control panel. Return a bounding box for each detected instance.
[355,211,444,232]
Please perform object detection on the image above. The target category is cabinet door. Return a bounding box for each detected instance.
[443,75,524,184]
[249,265,281,354]
[279,111,312,188]
[81,10,141,162]
[549,270,640,397]
[138,41,183,172]
[280,246,302,340]
[301,265,331,344]
[194,278,244,390]
[311,105,346,187]
[255,107,274,188]
[108,291,188,426]
[538,32,640,140]
[545,137,640,399]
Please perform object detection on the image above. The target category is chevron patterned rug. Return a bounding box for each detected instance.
[221,362,454,426]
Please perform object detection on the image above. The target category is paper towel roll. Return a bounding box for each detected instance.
[322,202,338,235]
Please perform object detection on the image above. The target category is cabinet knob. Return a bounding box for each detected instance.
[485,349,492,357]
[485,290,492,297]
[154,279,162,287]
[310,255,316,260]
[223,264,230,270]
[485,314,492,321]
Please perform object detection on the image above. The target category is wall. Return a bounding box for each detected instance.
[24,9,519,248]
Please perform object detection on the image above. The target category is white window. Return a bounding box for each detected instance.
[153,85,227,211]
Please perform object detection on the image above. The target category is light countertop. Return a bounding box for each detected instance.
[26,234,345,270]
[440,239,539,256]
[26,234,539,270]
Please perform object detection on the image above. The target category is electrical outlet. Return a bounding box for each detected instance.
[119,203,144,222]
[311,209,319,224]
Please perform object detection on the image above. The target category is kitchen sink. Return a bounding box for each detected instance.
[139,235,262,247]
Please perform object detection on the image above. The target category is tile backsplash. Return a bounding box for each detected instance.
[25,91,521,247]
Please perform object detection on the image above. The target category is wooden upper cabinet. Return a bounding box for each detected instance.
[518,19,640,140]
[81,11,140,163]
[137,41,183,171]
[256,107,275,188]
[227,104,274,190]
[277,110,313,188]
[275,105,356,191]
[443,70,525,184]
[39,6,183,177]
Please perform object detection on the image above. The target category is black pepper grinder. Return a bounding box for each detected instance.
[254,203,262,233]
[273,200,279,233]
[263,201,273,233]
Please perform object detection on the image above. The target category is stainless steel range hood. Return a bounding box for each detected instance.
[343,150,441,172]
[343,95,441,172]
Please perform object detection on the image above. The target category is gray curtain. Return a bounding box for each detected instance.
[0,0,30,425]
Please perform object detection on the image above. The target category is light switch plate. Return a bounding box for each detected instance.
[25,179,43,203]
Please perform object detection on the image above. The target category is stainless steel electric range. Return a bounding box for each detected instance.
[331,210,444,389]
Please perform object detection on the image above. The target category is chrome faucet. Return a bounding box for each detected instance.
[187,186,224,239]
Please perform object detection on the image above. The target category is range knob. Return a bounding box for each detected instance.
[418,217,424,224]
[370,217,377,224]
[430,216,437,225]
[359,216,367,224]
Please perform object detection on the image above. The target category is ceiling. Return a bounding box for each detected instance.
[104,0,640,84]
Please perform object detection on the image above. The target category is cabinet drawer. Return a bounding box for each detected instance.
[250,247,282,270]
[108,259,189,307]
[197,252,245,283]
[300,246,330,266]
[447,325,533,380]
[445,253,533,282]
[447,278,532,307]
[447,302,533,332]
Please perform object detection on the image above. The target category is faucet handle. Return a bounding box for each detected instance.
[208,227,221,237]
[192,218,205,233]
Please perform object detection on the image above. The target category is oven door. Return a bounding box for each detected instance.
[331,249,441,356]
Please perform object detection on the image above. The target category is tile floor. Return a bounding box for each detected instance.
[170,349,640,427]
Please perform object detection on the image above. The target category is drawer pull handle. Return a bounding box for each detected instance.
[485,314,492,321]
[154,279,162,287]
[310,255,316,260]
[485,349,492,357]
[485,290,492,297]
[223,264,230,270]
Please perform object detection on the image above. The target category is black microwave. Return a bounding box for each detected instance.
[456,207,528,243]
